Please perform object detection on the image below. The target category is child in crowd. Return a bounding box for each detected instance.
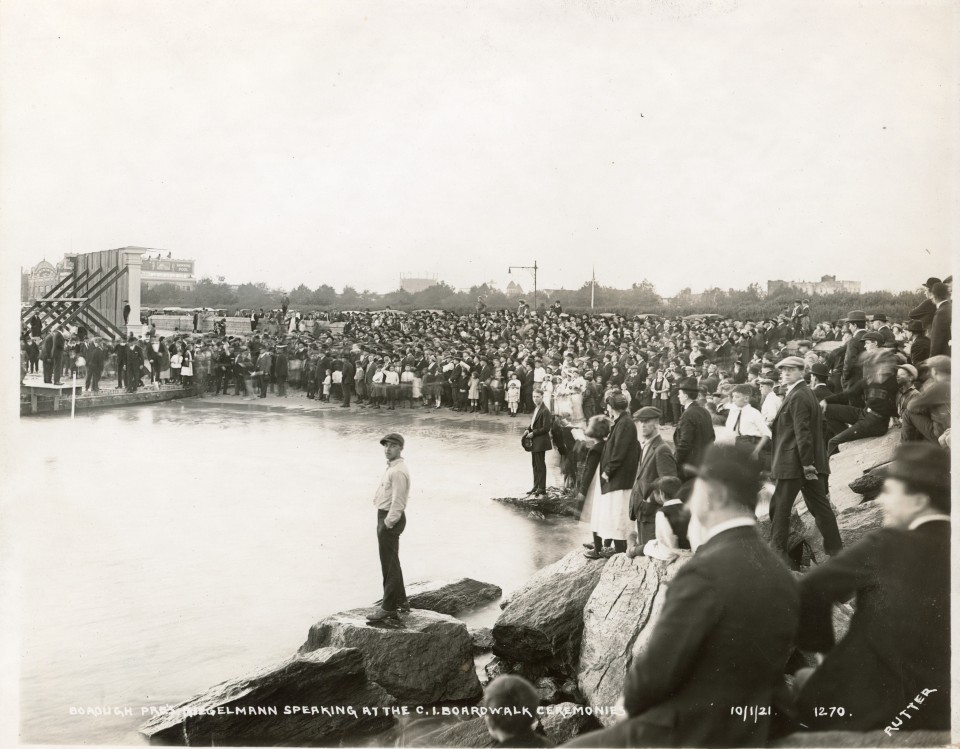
[488,373,503,416]
[467,370,480,412]
[170,349,182,384]
[322,371,332,402]
[482,675,554,748]
[628,476,694,560]
[506,371,521,417]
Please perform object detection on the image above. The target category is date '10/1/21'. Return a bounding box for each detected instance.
[729,706,771,722]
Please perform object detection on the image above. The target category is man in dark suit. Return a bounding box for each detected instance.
[85,338,105,392]
[340,353,355,407]
[871,313,896,345]
[566,445,799,748]
[629,407,678,548]
[40,326,65,384]
[840,310,868,406]
[795,443,949,732]
[928,282,951,357]
[768,356,842,566]
[522,388,553,497]
[673,377,715,487]
[909,276,940,332]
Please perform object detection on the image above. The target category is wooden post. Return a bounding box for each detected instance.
[71,373,77,419]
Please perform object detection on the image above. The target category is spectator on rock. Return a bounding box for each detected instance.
[909,276,940,333]
[580,414,613,559]
[637,475,691,561]
[593,392,639,555]
[840,310,869,405]
[901,355,951,445]
[565,445,799,749]
[928,281,951,357]
[894,363,919,427]
[673,377,715,491]
[757,377,782,428]
[483,675,554,748]
[905,319,931,369]
[795,443,950,732]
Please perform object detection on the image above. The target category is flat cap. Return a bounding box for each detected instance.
[379,433,405,448]
[775,356,806,369]
[634,406,662,420]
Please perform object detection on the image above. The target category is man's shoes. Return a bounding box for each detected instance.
[533,491,547,498]
[583,549,602,559]
[525,489,537,496]
[366,607,401,623]
[582,542,596,549]
[397,602,411,614]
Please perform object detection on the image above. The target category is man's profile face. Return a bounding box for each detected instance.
[383,441,402,461]
[779,366,803,386]
[896,370,913,387]
[879,477,927,529]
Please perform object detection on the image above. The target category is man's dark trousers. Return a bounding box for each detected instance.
[823,405,889,455]
[770,475,842,560]
[342,382,352,406]
[531,451,547,494]
[42,358,53,383]
[376,510,407,611]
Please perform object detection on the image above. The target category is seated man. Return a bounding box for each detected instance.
[795,443,950,732]
[566,445,798,748]
[822,333,897,457]
[901,355,950,445]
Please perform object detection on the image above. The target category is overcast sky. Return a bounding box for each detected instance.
[1,0,957,296]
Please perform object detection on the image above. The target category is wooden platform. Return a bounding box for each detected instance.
[20,382,194,416]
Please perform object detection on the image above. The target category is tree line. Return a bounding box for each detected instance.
[141,277,925,325]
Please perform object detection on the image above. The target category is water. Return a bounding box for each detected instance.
[9,402,581,745]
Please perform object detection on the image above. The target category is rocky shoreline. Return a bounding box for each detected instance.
[138,433,947,747]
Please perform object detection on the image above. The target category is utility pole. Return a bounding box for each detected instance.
[508,261,539,310]
[591,266,596,310]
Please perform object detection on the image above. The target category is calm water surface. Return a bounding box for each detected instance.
[11,402,580,744]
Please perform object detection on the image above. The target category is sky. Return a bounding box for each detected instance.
[1,0,957,297]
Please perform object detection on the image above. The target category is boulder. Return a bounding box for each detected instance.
[578,552,693,727]
[799,501,885,564]
[493,551,607,676]
[828,431,899,511]
[409,717,496,748]
[757,507,806,553]
[300,608,482,705]
[772,730,950,747]
[376,578,503,616]
[483,656,555,686]
[848,468,887,502]
[490,488,581,518]
[540,703,601,745]
[139,647,394,746]
[533,676,580,706]
[469,626,495,654]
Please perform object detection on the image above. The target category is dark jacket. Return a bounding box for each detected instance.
[673,402,715,478]
[929,300,951,357]
[578,440,604,496]
[599,412,640,493]
[527,404,553,452]
[841,329,866,388]
[629,434,678,521]
[797,520,950,731]
[908,297,937,331]
[770,381,829,479]
[909,334,931,367]
[824,373,898,419]
[571,526,798,748]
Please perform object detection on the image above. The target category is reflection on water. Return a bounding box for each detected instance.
[11,402,580,744]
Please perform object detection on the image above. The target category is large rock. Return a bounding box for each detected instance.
[377,578,502,615]
[493,551,607,676]
[139,647,394,746]
[828,431,899,511]
[491,488,581,518]
[577,553,692,727]
[800,501,884,564]
[469,626,495,654]
[300,608,482,705]
[540,703,601,745]
[773,730,950,747]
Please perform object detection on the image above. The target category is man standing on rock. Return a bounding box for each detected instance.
[565,445,799,748]
[523,388,554,497]
[368,433,411,624]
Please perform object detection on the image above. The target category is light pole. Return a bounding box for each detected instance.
[508,261,538,311]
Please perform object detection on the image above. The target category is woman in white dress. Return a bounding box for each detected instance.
[577,415,613,559]
[567,369,586,423]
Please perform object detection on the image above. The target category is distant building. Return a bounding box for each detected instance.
[140,249,197,291]
[505,280,525,297]
[767,274,860,296]
[21,255,76,302]
[399,273,439,293]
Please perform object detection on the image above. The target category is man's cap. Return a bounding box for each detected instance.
[809,362,831,379]
[923,277,941,289]
[379,433,405,448]
[906,320,925,333]
[634,406,662,421]
[886,442,950,509]
[862,331,884,344]
[843,310,867,323]
[925,354,951,374]
[775,356,805,369]
[677,376,700,393]
[689,444,762,510]
[897,363,918,380]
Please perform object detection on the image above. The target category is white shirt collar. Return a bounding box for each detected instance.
[908,514,950,530]
[703,516,756,542]
[662,499,683,507]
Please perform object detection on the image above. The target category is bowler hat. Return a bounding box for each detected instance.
[809,362,830,379]
[885,443,950,511]
[689,444,762,511]
[634,406,662,421]
[775,356,805,369]
[379,433,405,448]
[923,277,941,289]
[843,310,867,323]
[677,376,700,393]
[906,320,924,333]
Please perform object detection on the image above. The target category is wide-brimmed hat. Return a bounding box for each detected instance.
[842,310,867,323]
